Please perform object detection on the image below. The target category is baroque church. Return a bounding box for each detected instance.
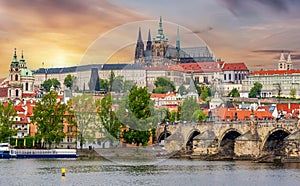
[7,48,35,100]
[134,16,216,67]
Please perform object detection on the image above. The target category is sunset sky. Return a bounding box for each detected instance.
[1,0,300,77]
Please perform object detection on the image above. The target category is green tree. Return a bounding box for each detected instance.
[117,86,164,146]
[249,82,262,98]
[152,76,176,94]
[96,93,121,146]
[290,88,296,99]
[64,74,76,90]
[0,102,17,143]
[181,97,200,122]
[99,78,109,92]
[41,78,61,92]
[191,110,207,122]
[200,87,209,101]
[111,76,124,93]
[178,85,187,95]
[228,88,240,97]
[31,91,74,148]
[72,94,98,149]
[123,80,135,93]
[108,70,115,92]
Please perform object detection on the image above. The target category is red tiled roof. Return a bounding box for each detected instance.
[22,93,36,98]
[150,94,166,99]
[0,87,8,97]
[277,103,300,114]
[196,62,223,73]
[0,77,7,84]
[251,69,300,76]
[179,63,203,73]
[222,63,249,71]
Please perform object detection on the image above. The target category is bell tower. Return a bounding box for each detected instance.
[8,48,22,100]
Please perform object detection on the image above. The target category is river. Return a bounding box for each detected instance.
[1,158,300,186]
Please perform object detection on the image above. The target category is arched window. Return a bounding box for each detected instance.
[15,74,18,81]
[16,89,19,97]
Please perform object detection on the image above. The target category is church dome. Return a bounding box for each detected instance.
[20,68,33,77]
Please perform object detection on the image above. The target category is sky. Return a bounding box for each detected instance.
[1,0,300,77]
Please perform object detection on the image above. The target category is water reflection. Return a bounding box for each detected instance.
[1,159,300,186]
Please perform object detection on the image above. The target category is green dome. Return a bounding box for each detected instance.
[20,68,33,77]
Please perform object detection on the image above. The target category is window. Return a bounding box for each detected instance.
[229,74,231,80]
[15,74,18,81]
[68,126,72,132]
[224,74,226,81]
[16,89,19,97]
[25,83,29,91]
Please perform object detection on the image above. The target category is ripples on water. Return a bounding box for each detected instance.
[1,159,300,186]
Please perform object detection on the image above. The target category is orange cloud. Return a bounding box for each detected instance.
[0,0,147,77]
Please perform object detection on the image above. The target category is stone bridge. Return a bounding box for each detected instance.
[156,119,300,158]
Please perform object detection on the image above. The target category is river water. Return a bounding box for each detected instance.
[1,158,300,186]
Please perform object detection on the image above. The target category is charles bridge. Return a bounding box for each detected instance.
[156,119,300,159]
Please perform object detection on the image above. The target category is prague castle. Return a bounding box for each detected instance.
[134,17,216,67]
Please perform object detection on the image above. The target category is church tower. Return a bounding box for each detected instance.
[134,27,145,64]
[19,51,35,98]
[278,52,293,70]
[8,48,22,100]
[152,16,168,58]
[286,52,293,70]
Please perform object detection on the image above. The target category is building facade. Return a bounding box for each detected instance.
[242,52,299,98]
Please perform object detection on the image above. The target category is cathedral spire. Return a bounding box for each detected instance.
[138,27,142,42]
[146,29,152,51]
[148,29,151,41]
[135,27,145,60]
[176,26,180,50]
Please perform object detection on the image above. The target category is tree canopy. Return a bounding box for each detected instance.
[31,91,74,148]
[0,102,17,142]
[117,86,164,146]
[41,78,61,92]
[96,93,121,145]
[64,74,76,90]
[152,76,176,94]
[71,94,98,149]
[181,97,200,122]
[178,85,187,95]
[228,88,240,97]
[249,82,262,98]
[191,110,207,122]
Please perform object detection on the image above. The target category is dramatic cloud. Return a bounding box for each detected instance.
[0,0,146,77]
[218,0,300,17]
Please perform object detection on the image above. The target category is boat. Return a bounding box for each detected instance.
[15,149,77,159]
[0,143,16,159]
[0,143,77,159]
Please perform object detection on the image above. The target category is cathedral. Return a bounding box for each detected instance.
[7,48,35,100]
[134,16,216,67]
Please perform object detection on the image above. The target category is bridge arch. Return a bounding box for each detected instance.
[157,130,172,143]
[218,128,242,156]
[186,129,201,152]
[261,128,290,155]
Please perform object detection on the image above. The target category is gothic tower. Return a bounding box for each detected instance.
[134,27,145,63]
[152,16,168,58]
[8,48,22,100]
